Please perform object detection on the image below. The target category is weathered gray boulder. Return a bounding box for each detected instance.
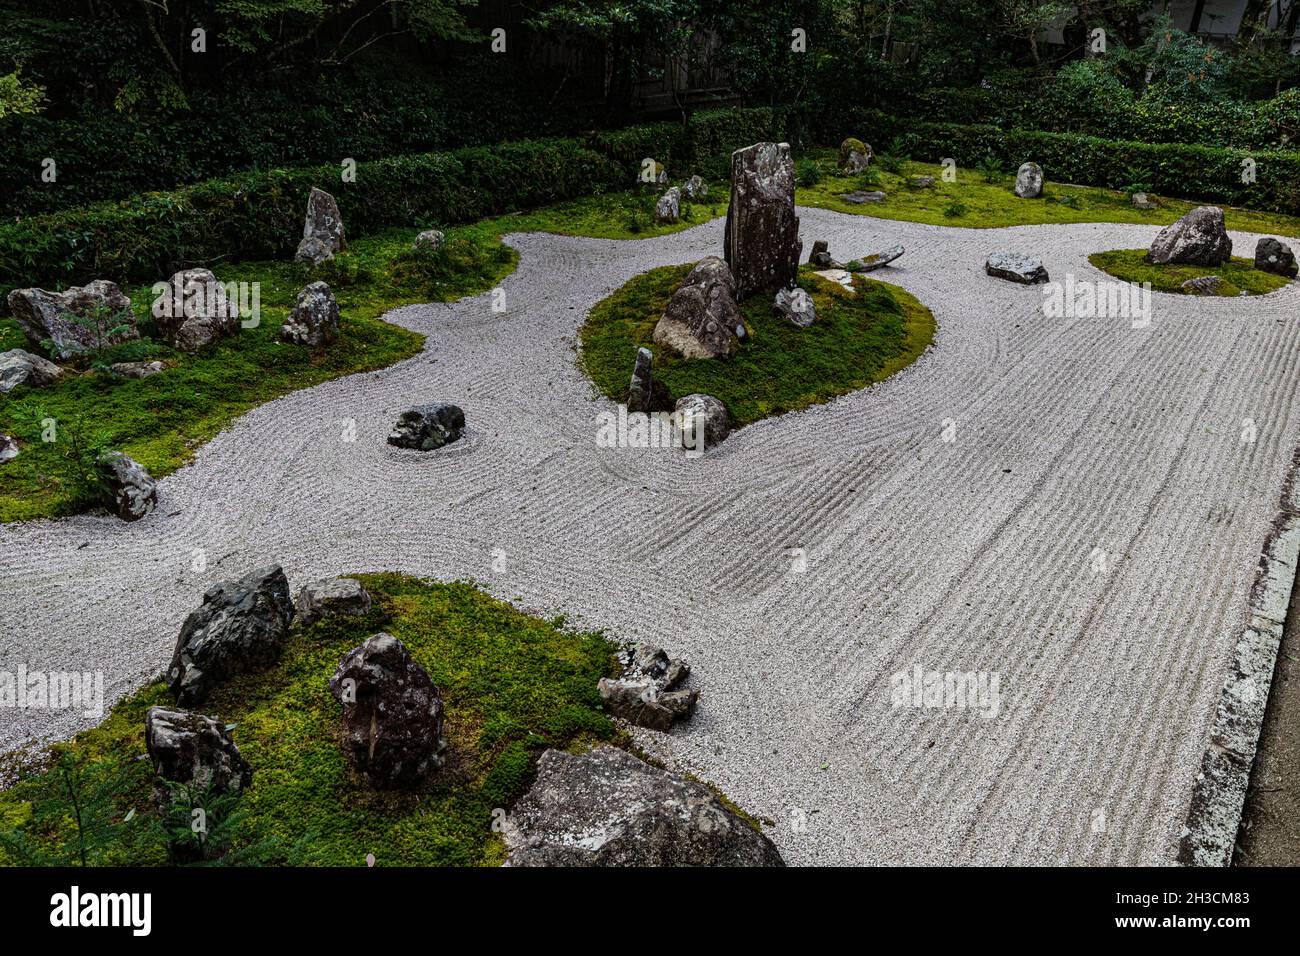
[387,403,465,451]
[674,393,730,451]
[296,577,373,627]
[682,175,708,201]
[1131,192,1158,211]
[295,187,346,265]
[152,269,241,352]
[627,346,672,414]
[1181,275,1225,295]
[144,706,252,812]
[986,252,1049,284]
[167,566,295,707]
[1014,162,1043,199]
[1254,237,1297,278]
[840,190,886,204]
[503,747,785,866]
[724,142,802,299]
[652,257,745,360]
[838,138,872,174]
[329,632,447,788]
[110,361,165,379]
[774,285,816,327]
[281,281,340,347]
[413,229,445,253]
[97,452,157,522]
[1147,206,1232,266]
[0,434,18,463]
[0,348,63,394]
[655,186,681,224]
[6,281,138,360]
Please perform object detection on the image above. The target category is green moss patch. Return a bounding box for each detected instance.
[579,263,935,427]
[796,153,1300,237]
[0,575,620,867]
[1087,249,1292,296]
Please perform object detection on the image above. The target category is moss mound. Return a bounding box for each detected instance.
[579,263,934,427]
[0,575,619,866]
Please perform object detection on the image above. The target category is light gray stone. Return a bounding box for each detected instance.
[986,251,1049,284]
[652,257,745,360]
[6,281,138,360]
[281,281,340,347]
[1147,206,1232,266]
[0,348,64,394]
[152,268,241,352]
[1014,162,1043,199]
[97,451,157,522]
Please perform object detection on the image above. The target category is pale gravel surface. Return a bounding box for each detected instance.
[2,209,1299,866]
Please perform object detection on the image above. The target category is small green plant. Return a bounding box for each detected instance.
[976,156,1003,184]
[11,406,113,510]
[0,752,144,866]
[41,299,133,369]
[1121,167,1155,196]
[796,158,822,188]
[943,199,969,218]
[876,152,905,174]
[855,166,881,188]
[1056,194,1081,209]
[152,780,276,865]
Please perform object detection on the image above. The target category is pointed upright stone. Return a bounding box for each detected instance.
[723,143,802,300]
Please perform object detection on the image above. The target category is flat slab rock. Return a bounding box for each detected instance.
[840,190,885,204]
[985,252,1049,284]
[502,747,785,866]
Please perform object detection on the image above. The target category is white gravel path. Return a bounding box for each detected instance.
[2,208,1298,865]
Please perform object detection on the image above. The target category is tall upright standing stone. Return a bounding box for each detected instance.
[723,143,802,300]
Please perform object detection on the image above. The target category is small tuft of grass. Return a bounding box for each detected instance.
[1087,249,1292,296]
[579,263,934,427]
[0,575,620,867]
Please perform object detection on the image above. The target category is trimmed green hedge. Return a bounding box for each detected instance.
[0,108,787,304]
[826,109,1300,218]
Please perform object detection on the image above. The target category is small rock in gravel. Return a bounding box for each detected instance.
[167,565,295,706]
[387,403,465,450]
[502,747,785,866]
[1147,205,1231,266]
[1014,162,1043,199]
[774,285,816,327]
[153,268,241,352]
[0,348,64,394]
[145,705,252,812]
[329,632,447,788]
[840,190,886,204]
[0,434,18,463]
[809,239,834,268]
[985,251,1049,284]
[627,346,672,414]
[97,451,157,521]
[675,393,731,451]
[1254,237,1298,278]
[845,244,904,273]
[1181,275,1225,295]
[295,187,346,265]
[296,577,373,627]
[655,186,681,224]
[413,229,445,253]
[110,360,165,379]
[281,281,340,347]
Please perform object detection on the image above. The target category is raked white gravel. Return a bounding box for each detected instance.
[2,208,1298,865]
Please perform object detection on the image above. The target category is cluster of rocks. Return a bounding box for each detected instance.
[502,747,784,866]
[598,643,698,731]
[152,268,241,351]
[653,174,708,225]
[295,187,347,266]
[387,403,465,450]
